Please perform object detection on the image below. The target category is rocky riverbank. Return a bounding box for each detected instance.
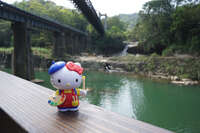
[1,51,199,86]
[74,54,200,85]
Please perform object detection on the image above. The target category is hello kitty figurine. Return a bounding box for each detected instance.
[48,61,87,112]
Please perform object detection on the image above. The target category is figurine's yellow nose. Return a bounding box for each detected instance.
[66,83,71,87]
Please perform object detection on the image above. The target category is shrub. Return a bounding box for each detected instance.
[150,53,159,57]
[179,74,190,79]
[162,48,173,56]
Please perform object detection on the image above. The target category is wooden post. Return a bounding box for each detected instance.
[12,22,33,80]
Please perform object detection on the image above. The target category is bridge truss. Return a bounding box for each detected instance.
[71,0,105,35]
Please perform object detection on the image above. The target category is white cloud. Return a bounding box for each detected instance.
[3,0,150,16]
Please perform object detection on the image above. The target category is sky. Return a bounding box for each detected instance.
[3,0,150,16]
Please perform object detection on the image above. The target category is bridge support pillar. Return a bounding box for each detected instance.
[84,36,88,51]
[87,36,91,51]
[69,33,75,55]
[12,22,34,80]
[79,36,89,53]
[78,36,83,53]
[81,36,87,52]
[64,33,88,55]
[53,32,65,58]
[74,35,80,55]
[65,32,73,55]
[28,31,35,80]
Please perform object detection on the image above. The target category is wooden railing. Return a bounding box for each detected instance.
[0,71,173,133]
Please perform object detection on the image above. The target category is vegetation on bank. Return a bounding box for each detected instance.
[31,47,52,58]
[0,47,13,54]
[110,54,200,81]
[0,47,52,58]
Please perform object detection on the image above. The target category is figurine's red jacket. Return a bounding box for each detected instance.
[57,89,80,109]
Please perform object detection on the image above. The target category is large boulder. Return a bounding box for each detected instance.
[126,42,145,54]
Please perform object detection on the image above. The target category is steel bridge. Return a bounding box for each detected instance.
[0,1,87,35]
[71,0,105,35]
[0,0,104,35]
[0,0,104,80]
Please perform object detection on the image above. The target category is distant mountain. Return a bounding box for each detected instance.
[117,13,139,29]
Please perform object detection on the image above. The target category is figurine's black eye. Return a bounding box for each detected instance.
[58,79,61,83]
[75,79,78,82]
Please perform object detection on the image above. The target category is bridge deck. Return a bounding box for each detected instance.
[0,71,172,133]
[0,1,87,35]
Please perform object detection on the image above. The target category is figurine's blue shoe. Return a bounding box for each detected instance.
[58,106,79,112]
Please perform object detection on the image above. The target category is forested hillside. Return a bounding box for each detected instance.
[128,0,200,55]
[118,13,139,29]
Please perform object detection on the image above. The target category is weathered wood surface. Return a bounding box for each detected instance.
[0,71,173,133]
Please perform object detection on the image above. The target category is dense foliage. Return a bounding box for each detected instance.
[89,16,127,55]
[118,13,139,29]
[128,0,200,55]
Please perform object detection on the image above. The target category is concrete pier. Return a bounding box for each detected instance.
[12,22,34,80]
[53,32,66,58]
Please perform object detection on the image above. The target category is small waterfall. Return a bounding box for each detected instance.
[120,45,129,56]
[119,41,139,56]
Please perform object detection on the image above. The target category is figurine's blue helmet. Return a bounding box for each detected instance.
[48,61,66,75]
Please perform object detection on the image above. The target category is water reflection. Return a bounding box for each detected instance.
[82,71,200,133]
[84,71,146,119]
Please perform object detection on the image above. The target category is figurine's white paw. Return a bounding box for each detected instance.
[80,90,87,97]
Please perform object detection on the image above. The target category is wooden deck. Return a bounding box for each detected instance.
[0,71,173,133]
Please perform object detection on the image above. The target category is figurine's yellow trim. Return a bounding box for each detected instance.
[64,90,72,93]
[56,89,80,95]
[76,88,80,96]
[72,96,79,106]
[55,90,59,96]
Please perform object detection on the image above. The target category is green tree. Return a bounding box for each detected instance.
[127,0,200,55]
[171,3,200,52]
[89,16,127,55]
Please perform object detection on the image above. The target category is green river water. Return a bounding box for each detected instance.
[35,70,200,133]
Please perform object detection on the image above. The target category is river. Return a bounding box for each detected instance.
[35,70,200,133]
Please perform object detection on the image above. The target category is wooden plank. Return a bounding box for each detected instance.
[0,71,173,133]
